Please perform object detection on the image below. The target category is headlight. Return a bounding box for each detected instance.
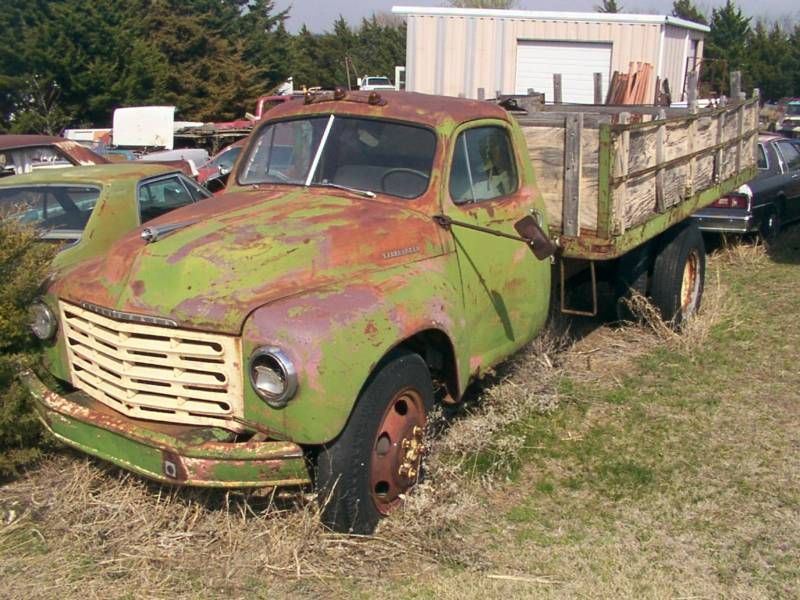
[249,346,298,408]
[29,300,57,341]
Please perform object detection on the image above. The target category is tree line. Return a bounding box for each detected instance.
[0,0,404,134]
[0,0,798,135]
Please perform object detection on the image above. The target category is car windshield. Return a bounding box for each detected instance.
[239,116,436,199]
[0,185,101,235]
[786,104,800,116]
[209,145,243,172]
[0,146,72,177]
[367,78,392,86]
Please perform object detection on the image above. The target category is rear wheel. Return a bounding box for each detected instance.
[650,221,706,326]
[315,350,433,534]
[614,243,651,322]
[761,208,782,242]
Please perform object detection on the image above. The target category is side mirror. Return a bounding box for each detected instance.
[514,215,557,260]
[205,170,230,194]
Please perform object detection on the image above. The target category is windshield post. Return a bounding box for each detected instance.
[305,115,335,187]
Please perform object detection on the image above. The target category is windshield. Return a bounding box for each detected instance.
[0,146,73,177]
[786,104,800,116]
[0,185,101,235]
[209,145,243,172]
[367,78,392,86]
[239,116,436,199]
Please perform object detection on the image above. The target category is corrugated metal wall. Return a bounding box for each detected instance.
[660,25,705,102]
[406,14,700,103]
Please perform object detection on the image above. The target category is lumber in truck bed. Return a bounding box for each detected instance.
[513,97,759,260]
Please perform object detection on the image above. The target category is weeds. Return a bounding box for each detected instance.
[1,233,798,599]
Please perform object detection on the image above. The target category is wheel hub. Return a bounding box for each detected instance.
[680,249,700,313]
[370,389,426,515]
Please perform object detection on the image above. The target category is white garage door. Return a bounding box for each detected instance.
[515,41,612,104]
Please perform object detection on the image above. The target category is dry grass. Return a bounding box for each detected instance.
[2,233,797,599]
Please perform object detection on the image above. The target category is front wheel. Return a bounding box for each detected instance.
[315,350,434,534]
[649,221,706,326]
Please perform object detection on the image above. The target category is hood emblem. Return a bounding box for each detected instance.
[382,245,420,259]
[141,220,198,244]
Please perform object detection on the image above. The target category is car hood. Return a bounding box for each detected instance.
[52,187,446,334]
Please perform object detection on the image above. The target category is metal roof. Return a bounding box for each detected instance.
[391,6,710,34]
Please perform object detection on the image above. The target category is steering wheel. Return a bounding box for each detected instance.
[380,168,429,197]
[267,168,291,183]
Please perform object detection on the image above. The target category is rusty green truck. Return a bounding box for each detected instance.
[22,90,758,534]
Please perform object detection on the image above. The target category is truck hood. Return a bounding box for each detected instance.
[53,187,445,333]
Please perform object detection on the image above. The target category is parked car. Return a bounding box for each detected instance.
[358,75,395,91]
[692,134,800,238]
[777,99,800,138]
[0,135,109,178]
[0,163,211,269]
[196,138,246,184]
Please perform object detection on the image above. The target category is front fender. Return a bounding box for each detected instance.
[240,258,466,444]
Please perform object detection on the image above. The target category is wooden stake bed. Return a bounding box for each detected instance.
[514,97,759,260]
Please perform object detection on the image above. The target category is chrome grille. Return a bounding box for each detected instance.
[59,301,244,429]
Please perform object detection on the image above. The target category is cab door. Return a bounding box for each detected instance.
[442,121,550,372]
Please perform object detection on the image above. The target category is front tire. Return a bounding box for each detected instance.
[315,350,434,534]
[650,221,706,326]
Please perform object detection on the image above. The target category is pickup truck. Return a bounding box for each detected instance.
[22,90,757,534]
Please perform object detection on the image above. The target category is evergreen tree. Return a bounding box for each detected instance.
[703,0,751,95]
[746,22,793,101]
[672,0,707,25]
[289,26,325,90]
[596,0,623,13]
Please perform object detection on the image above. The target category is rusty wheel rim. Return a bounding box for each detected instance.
[680,249,700,313]
[370,388,427,515]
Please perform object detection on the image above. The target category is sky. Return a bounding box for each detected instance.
[272,0,800,32]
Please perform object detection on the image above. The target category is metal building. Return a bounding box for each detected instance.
[391,6,708,104]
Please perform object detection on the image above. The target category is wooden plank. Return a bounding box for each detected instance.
[730,70,744,101]
[516,113,609,128]
[612,112,630,234]
[714,109,724,183]
[563,113,583,237]
[655,108,666,212]
[522,124,566,230]
[594,73,603,104]
[553,74,562,104]
[687,71,698,113]
[736,102,744,174]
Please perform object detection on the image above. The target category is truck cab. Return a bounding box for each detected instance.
[24,91,552,534]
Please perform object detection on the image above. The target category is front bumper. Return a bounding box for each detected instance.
[21,370,311,488]
[691,208,754,234]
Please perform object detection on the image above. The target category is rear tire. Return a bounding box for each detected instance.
[761,208,781,242]
[315,350,434,534]
[650,221,706,326]
[614,242,652,322]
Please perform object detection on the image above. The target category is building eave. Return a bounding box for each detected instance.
[391,6,710,34]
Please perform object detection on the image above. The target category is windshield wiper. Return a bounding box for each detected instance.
[311,182,376,199]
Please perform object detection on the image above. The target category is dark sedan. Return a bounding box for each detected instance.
[692,134,800,238]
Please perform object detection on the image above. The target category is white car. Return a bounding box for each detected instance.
[358,76,395,91]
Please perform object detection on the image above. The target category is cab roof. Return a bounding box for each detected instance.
[263,90,511,130]
[0,162,179,187]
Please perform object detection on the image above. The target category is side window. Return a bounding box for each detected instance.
[449,126,518,204]
[757,144,768,169]
[777,141,800,171]
[138,176,195,223]
[181,176,212,201]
